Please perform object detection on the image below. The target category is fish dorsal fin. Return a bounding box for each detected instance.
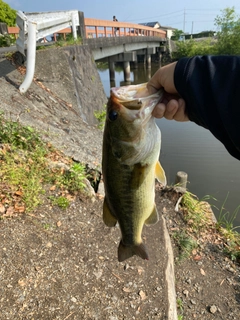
[155,161,167,186]
[103,197,117,227]
[145,205,159,225]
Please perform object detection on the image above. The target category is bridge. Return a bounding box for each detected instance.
[6,10,167,93]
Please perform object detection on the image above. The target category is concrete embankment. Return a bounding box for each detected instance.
[0,45,107,168]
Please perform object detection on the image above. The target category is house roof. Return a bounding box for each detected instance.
[139,22,176,31]
[139,21,160,28]
[160,25,176,31]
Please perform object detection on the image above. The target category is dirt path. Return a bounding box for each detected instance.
[0,193,170,320]
[0,188,239,319]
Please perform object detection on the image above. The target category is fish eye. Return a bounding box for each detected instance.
[108,110,118,121]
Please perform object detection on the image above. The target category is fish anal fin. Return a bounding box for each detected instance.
[155,161,167,186]
[103,198,117,227]
[145,205,159,225]
[118,241,149,262]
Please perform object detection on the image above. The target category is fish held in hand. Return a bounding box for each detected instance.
[102,83,166,262]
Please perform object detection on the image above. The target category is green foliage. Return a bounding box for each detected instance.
[0,144,49,211]
[216,193,240,232]
[215,193,240,261]
[171,29,184,41]
[214,7,240,55]
[94,105,106,130]
[54,162,86,192]
[0,113,88,213]
[172,7,240,58]
[0,34,15,47]
[56,35,82,47]
[181,191,216,232]
[172,39,217,59]
[0,112,47,153]
[177,297,184,311]
[49,196,70,209]
[0,0,17,26]
[173,231,198,261]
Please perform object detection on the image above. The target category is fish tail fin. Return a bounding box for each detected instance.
[118,241,149,262]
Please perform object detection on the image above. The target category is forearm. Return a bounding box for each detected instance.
[174,55,240,159]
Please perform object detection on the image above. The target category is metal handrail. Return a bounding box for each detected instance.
[16,10,79,93]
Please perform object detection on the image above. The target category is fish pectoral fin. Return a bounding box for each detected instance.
[145,205,159,225]
[103,197,117,227]
[118,241,149,262]
[155,161,167,186]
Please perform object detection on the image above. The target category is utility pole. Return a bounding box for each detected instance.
[191,21,194,38]
[183,8,186,33]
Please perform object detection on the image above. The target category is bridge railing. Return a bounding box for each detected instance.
[8,17,166,41]
[84,18,166,38]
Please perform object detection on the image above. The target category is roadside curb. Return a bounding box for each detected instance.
[162,215,178,320]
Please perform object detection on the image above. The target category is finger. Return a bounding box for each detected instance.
[147,81,161,95]
[173,99,189,121]
[164,100,179,120]
[152,103,166,118]
[147,70,163,94]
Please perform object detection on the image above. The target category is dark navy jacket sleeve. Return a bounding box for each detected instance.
[174,55,240,160]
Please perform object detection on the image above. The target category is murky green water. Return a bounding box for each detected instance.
[97,63,240,230]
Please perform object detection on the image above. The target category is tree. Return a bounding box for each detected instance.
[214,7,240,55]
[171,29,184,41]
[0,0,17,26]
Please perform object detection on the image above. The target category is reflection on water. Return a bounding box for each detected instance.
[97,63,240,229]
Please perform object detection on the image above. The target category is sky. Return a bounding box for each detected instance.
[4,0,240,34]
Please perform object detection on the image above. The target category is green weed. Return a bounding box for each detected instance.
[181,190,240,262]
[43,223,51,230]
[216,193,240,232]
[54,162,86,192]
[49,196,70,209]
[181,191,217,232]
[172,231,198,261]
[176,298,183,311]
[0,113,88,214]
[94,105,106,130]
[0,112,47,153]
[215,193,240,261]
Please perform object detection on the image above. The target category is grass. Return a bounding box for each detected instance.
[215,193,240,261]
[53,162,86,193]
[181,191,217,232]
[0,113,88,214]
[49,196,70,209]
[179,190,240,262]
[172,230,198,261]
[55,34,82,48]
[177,298,184,319]
[35,35,82,51]
[216,193,240,232]
[94,104,106,130]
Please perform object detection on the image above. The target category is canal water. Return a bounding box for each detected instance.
[97,63,240,230]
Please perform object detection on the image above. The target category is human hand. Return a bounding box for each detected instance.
[147,62,189,121]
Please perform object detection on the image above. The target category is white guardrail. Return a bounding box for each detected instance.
[16,10,80,93]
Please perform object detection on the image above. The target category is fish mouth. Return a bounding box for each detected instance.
[111,83,163,114]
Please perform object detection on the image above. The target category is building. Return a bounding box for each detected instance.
[139,21,176,39]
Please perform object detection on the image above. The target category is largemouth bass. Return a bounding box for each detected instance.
[102,83,166,262]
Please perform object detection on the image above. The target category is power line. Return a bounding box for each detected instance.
[124,9,184,22]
